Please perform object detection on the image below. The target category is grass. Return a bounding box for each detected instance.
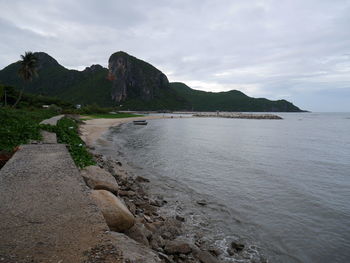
[81,112,143,120]
[41,117,95,168]
[0,108,56,152]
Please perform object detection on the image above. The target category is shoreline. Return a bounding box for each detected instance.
[80,111,284,147]
[81,116,268,263]
[80,115,188,147]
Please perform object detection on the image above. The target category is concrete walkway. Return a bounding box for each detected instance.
[40,114,65,125]
[40,130,57,144]
[0,144,113,262]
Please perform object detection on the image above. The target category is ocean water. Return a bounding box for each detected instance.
[96,113,350,263]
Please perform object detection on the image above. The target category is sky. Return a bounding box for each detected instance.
[0,0,349,112]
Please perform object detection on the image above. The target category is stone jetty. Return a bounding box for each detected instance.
[193,112,283,119]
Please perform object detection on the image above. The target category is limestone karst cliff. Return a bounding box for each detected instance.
[108,51,170,103]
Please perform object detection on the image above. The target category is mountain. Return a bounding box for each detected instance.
[107,51,188,110]
[108,51,170,102]
[0,52,112,106]
[0,51,303,111]
[171,82,302,112]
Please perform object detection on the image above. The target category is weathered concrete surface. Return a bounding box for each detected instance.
[0,144,117,262]
[40,114,64,125]
[40,130,57,143]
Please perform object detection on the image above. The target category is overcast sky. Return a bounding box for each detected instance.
[1,0,349,111]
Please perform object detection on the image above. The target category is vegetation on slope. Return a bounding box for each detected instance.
[0,108,56,152]
[0,52,303,112]
[0,53,113,106]
[81,113,142,119]
[118,88,190,111]
[0,85,74,109]
[170,82,302,112]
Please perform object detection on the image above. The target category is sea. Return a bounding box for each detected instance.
[95,112,350,263]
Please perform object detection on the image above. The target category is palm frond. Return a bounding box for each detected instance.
[18,51,39,82]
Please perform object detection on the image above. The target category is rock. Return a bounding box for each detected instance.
[196,200,207,206]
[231,241,245,252]
[145,221,164,233]
[136,202,157,216]
[81,165,119,194]
[136,175,150,183]
[109,232,162,263]
[193,249,222,263]
[208,248,222,257]
[144,215,153,223]
[164,240,192,255]
[158,252,174,263]
[91,190,134,232]
[118,190,136,197]
[227,247,235,256]
[175,215,185,222]
[150,198,166,207]
[125,222,150,246]
[150,234,166,251]
[124,199,137,215]
[159,218,182,240]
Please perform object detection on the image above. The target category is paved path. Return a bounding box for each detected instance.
[0,144,112,262]
[40,114,65,125]
[40,130,57,143]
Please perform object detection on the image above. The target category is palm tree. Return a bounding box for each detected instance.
[13,51,39,107]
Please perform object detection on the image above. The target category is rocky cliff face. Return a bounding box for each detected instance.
[108,51,170,103]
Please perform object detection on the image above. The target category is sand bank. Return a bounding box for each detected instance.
[80,115,184,147]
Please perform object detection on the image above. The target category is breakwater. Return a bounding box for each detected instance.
[193,112,282,119]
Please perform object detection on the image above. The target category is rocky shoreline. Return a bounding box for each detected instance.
[83,150,268,263]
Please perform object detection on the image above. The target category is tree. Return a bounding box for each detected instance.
[13,51,39,108]
[0,85,4,106]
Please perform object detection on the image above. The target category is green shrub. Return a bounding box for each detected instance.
[78,103,113,114]
[48,104,62,113]
[0,108,56,152]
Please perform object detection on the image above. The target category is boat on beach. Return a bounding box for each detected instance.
[133,120,148,125]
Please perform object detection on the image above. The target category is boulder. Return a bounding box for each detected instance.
[164,240,192,254]
[125,222,151,246]
[81,165,119,194]
[91,190,134,232]
[109,232,162,263]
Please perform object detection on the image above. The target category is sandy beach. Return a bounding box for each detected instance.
[80,115,184,147]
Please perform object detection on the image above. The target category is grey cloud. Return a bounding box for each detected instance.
[0,0,349,111]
